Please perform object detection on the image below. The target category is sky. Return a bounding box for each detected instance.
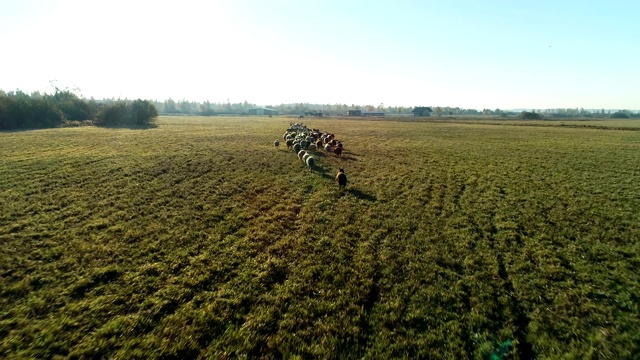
[1,0,638,109]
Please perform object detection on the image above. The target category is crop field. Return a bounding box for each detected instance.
[1,116,639,359]
[445,118,640,130]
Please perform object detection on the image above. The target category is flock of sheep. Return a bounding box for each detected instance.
[274,122,347,189]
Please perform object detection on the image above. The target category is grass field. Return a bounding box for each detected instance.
[1,116,639,359]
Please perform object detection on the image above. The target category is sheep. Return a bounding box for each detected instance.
[336,168,347,190]
[302,152,311,163]
[316,139,323,149]
[298,149,307,160]
[274,140,280,148]
[307,143,317,152]
[306,156,316,170]
[286,139,293,148]
[324,143,333,152]
[333,146,342,156]
[293,143,301,153]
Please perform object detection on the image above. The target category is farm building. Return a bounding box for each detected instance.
[362,111,385,117]
[412,107,433,116]
[304,111,323,117]
[248,108,278,116]
[346,110,362,116]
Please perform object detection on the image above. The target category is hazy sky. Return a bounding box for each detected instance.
[1,0,638,109]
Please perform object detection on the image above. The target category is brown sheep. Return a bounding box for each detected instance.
[333,146,343,156]
[336,168,347,190]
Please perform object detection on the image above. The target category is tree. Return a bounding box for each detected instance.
[520,111,542,120]
[95,99,158,127]
[51,90,97,120]
[163,99,178,113]
[611,110,630,119]
[179,100,194,114]
[0,91,64,130]
[130,99,159,125]
[200,101,215,115]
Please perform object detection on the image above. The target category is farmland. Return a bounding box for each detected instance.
[1,116,639,359]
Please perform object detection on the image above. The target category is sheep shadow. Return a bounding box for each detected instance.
[339,155,357,161]
[348,188,377,202]
[314,165,335,180]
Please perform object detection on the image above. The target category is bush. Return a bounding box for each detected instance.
[130,99,159,126]
[95,100,158,127]
[0,92,64,130]
[52,91,98,121]
[611,111,630,119]
[520,111,542,120]
[0,96,13,130]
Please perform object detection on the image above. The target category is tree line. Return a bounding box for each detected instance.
[2,89,637,131]
[153,100,485,116]
[0,90,158,130]
[155,99,640,119]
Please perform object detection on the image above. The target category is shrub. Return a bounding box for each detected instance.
[611,111,630,119]
[95,100,158,127]
[520,111,542,120]
[130,99,159,126]
[0,93,64,130]
[52,91,98,121]
[0,96,13,130]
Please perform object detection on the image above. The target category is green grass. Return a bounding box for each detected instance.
[1,116,639,359]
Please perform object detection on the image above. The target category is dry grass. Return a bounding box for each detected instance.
[1,116,639,359]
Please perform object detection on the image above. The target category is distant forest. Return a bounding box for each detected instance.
[153,98,639,119]
[1,88,638,130]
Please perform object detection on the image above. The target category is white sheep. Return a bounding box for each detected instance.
[307,143,317,152]
[298,149,307,160]
[324,143,332,152]
[306,156,316,170]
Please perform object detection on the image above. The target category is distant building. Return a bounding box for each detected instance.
[346,110,362,116]
[362,111,385,117]
[248,108,278,116]
[304,111,323,117]
[412,107,433,116]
